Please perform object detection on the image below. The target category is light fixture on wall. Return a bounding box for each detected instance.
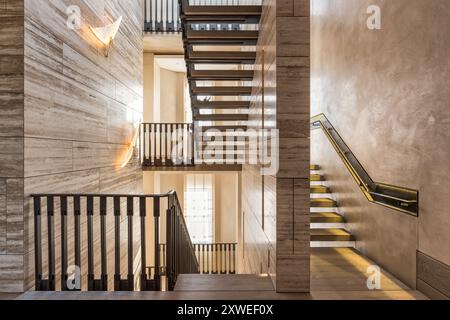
[90,16,122,57]
[120,124,141,168]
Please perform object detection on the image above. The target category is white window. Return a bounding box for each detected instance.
[184,174,214,244]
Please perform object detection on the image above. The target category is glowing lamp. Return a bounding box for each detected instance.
[90,16,122,57]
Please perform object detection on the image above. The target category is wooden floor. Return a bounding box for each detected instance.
[15,248,427,300]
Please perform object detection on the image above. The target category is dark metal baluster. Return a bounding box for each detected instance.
[164,123,169,166]
[220,244,225,274]
[60,196,68,290]
[206,244,210,274]
[87,196,94,291]
[74,196,81,282]
[33,196,43,290]
[166,196,174,290]
[191,123,195,165]
[169,124,173,165]
[154,124,158,165]
[142,124,147,165]
[114,197,121,290]
[139,197,148,291]
[47,196,55,290]
[100,196,108,290]
[159,123,163,165]
[127,196,134,291]
[154,197,161,290]
[149,123,153,165]
[181,124,185,164]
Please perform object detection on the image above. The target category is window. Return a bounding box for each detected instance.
[184,174,214,243]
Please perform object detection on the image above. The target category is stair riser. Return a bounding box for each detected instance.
[310,241,356,248]
[310,223,346,229]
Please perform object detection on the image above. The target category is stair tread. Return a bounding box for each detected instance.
[311,228,354,241]
[191,70,255,80]
[185,30,259,45]
[310,185,330,194]
[311,198,337,207]
[311,228,351,236]
[187,30,259,39]
[195,114,249,121]
[193,100,250,109]
[184,5,262,17]
[310,164,320,170]
[310,212,345,223]
[310,174,325,181]
[189,51,256,60]
[193,86,253,96]
[200,125,247,132]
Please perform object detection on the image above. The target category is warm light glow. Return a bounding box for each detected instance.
[120,124,140,168]
[90,16,122,57]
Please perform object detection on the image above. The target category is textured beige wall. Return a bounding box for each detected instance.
[159,68,185,123]
[215,173,239,243]
[311,0,450,288]
[0,0,144,292]
[0,0,24,293]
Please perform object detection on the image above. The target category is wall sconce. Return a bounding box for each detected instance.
[90,16,122,57]
[120,124,140,168]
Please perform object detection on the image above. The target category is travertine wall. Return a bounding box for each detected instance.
[242,0,310,292]
[311,0,450,290]
[0,0,24,293]
[0,0,144,292]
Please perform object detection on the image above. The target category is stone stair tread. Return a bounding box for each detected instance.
[310,185,330,194]
[311,212,345,223]
[311,198,337,207]
[311,229,354,241]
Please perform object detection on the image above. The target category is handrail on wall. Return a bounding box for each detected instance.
[311,113,419,217]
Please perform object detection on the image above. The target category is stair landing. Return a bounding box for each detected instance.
[174,274,274,292]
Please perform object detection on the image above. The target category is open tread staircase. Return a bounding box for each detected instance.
[310,165,356,247]
[179,1,262,164]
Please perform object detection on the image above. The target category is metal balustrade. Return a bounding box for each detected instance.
[145,0,181,33]
[144,0,254,33]
[32,191,198,292]
[140,123,195,167]
[155,242,237,275]
[194,243,237,274]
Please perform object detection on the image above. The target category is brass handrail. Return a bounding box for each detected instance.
[311,113,418,217]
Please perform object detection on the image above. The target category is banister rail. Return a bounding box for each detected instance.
[31,190,199,292]
[311,113,419,216]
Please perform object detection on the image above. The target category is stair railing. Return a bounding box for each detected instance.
[166,191,200,290]
[32,190,199,292]
[311,113,419,216]
[193,243,237,274]
[145,0,181,33]
[140,123,195,167]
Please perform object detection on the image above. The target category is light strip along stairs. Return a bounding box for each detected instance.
[310,165,355,248]
[179,1,261,164]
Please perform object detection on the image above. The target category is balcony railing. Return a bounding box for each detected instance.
[140,123,195,167]
[194,243,237,274]
[144,0,181,33]
[32,190,198,292]
[144,0,247,33]
[155,242,237,275]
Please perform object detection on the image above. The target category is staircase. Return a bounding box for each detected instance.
[179,0,262,164]
[310,165,356,248]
